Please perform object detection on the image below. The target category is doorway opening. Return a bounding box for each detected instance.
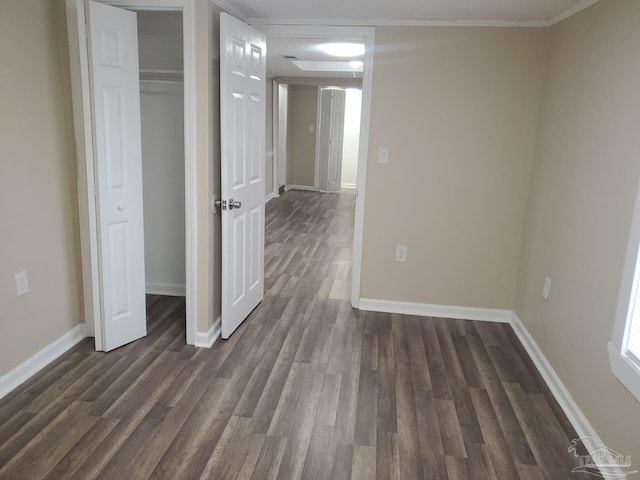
[137,10,187,328]
[66,0,197,350]
[315,86,362,192]
[259,25,375,307]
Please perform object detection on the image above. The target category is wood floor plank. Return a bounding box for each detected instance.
[0,190,600,479]
[352,444,376,480]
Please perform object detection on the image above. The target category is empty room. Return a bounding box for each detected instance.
[1,0,640,478]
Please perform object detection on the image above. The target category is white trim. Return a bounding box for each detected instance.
[0,325,86,401]
[248,18,550,27]
[550,0,600,25]
[146,282,186,297]
[350,27,374,309]
[66,0,198,350]
[194,316,222,348]
[66,0,102,349]
[313,86,323,190]
[608,344,640,405]
[341,183,357,189]
[271,80,279,196]
[608,177,640,402]
[285,184,318,192]
[265,191,278,203]
[358,298,512,323]
[511,313,623,480]
[210,0,246,20]
[182,0,196,346]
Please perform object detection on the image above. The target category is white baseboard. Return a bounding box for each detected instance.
[0,324,86,400]
[341,183,357,189]
[194,316,221,348]
[265,191,278,203]
[285,184,317,192]
[509,313,622,480]
[358,298,512,323]
[146,282,186,297]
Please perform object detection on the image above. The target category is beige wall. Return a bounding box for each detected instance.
[195,0,223,332]
[515,0,640,461]
[361,26,549,308]
[0,0,82,375]
[287,84,318,187]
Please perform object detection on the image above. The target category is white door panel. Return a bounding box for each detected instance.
[89,1,146,351]
[316,88,345,192]
[220,13,266,339]
[328,89,346,192]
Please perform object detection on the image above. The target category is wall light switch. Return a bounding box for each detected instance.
[16,271,29,296]
[308,124,315,133]
[378,146,389,164]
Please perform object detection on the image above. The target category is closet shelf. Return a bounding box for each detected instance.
[139,68,183,84]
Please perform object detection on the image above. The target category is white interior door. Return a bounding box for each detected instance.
[316,88,346,192]
[220,13,266,339]
[88,1,146,351]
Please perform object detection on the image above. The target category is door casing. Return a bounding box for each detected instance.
[66,0,198,349]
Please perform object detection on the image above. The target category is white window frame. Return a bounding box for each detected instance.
[609,178,640,402]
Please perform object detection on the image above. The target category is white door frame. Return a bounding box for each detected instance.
[66,0,197,349]
[275,82,289,190]
[255,25,375,308]
[271,79,279,197]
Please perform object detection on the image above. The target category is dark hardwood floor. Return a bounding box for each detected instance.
[0,189,595,479]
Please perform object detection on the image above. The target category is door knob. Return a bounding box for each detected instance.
[229,199,242,210]
[117,203,125,212]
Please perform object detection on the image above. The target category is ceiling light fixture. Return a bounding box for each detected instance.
[349,60,364,69]
[319,43,365,57]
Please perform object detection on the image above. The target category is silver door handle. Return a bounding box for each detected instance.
[229,199,241,210]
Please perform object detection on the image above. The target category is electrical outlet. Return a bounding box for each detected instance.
[542,276,551,300]
[16,271,29,296]
[395,245,408,263]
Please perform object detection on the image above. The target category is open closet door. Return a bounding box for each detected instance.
[220,13,266,339]
[88,1,147,351]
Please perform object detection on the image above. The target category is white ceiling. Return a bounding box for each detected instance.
[267,37,365,78]
[224,0,594,25]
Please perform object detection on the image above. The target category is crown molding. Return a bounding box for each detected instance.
[244,0,602,29]
[248,17,550,27]
[550,0,600,25]
[210,0,246,21]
